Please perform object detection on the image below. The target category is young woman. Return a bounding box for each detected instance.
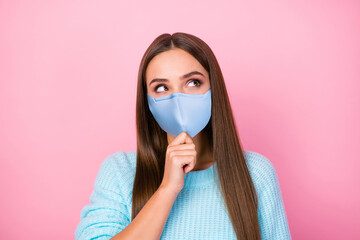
[75,32,291,240]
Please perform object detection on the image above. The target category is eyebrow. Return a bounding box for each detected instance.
[149,71,205,86]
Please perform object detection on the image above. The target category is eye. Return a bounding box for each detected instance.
[154,84,168,93]
[187,79,202,87]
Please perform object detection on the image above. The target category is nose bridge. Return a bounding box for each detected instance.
[168,76,185,95]
[172,85,184,95]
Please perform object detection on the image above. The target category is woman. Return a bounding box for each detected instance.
[75,32,291,240]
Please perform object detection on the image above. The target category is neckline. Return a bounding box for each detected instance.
[183,161,217,189]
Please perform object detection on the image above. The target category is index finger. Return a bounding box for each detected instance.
[168,131,193,146]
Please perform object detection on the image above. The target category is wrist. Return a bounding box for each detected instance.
[159,183,180,197]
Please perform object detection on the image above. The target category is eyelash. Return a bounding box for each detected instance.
[154,79,202,92]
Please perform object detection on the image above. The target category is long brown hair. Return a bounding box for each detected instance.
[133,32,261,239]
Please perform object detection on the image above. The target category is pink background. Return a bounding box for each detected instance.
[1,0,359,239]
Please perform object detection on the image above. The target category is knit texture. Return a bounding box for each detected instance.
[75,150,291,240]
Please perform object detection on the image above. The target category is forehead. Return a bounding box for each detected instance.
[145,48,207,83]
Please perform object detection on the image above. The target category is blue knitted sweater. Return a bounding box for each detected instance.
[75,150,291,239]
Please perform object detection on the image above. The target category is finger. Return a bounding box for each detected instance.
[184,156,197,173]
[173,155,196,168]
[184,158,197,173]
[167,143,196,152]
[184,164,192,173]
[170,149,196,157]
[169,131,193,146]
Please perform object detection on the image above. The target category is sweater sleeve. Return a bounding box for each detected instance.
[75,154,131,240]
[255,155,292,240]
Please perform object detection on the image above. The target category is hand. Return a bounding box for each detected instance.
[160,131,197,194]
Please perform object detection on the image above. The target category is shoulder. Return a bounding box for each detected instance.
[243,150,279,193]
[101,150,137,173]
[94,151,137,197]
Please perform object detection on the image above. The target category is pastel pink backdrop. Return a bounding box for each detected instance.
[1,0,359,239]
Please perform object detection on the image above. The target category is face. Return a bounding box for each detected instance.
[145,48,210,98]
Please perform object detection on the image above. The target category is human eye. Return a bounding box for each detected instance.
[187,79,202,87]
[154,84,168,93]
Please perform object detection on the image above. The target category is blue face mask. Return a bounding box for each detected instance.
[147,88,211,138]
